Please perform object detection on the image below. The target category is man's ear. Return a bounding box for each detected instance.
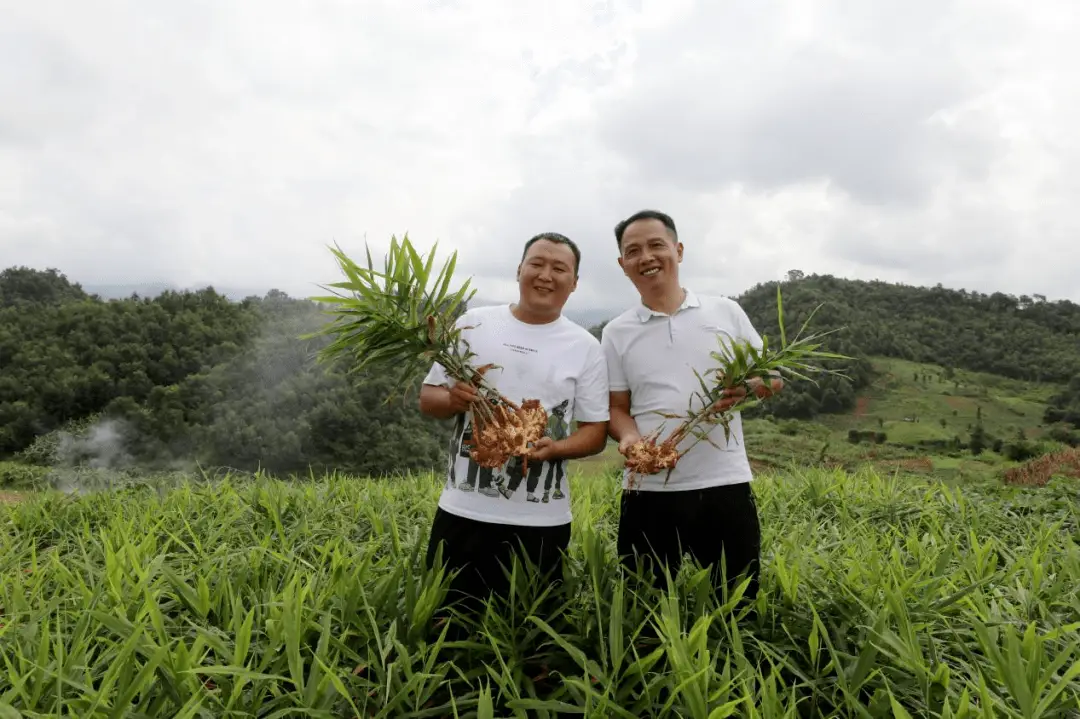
[516,263,521,280]
[617,256,627,275]
[676,242,684,263]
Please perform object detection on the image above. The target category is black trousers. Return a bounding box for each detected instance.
[617,481,761,602]
[425,507,571,621]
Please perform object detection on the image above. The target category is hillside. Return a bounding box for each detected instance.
[743,356,1075,480]
[572,354,1075,484]
[3,265,1080,481]
[0,268,448,476]
[735,273,1080,383]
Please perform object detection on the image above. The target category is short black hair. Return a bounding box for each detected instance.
[521,232,581,277]
[614,209,678,249]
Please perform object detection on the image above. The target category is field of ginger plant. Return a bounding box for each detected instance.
[2,466,1079,717]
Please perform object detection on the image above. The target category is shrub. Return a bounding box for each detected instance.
[0,461,49,489]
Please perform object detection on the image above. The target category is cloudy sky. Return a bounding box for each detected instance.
[2,0,1077,317]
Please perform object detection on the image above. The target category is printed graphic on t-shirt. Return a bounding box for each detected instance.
[445,397,571,504]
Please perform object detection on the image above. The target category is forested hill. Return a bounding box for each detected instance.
[2,266,1079,477]
[0,267,447,475]
[734,273,1080,385]
[732,274,1080,430]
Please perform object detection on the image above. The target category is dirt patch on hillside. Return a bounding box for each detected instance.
[877,457,934,473]
[945,396,973,410]
[0,491,24,505]
[854,396,870,418]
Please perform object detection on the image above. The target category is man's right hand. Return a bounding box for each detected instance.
[617,432,643,456]
[446,381,480,414]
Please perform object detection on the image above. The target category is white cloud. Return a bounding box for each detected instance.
[1,0,1078,311]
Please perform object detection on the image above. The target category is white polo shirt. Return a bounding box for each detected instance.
[600,289,763,492]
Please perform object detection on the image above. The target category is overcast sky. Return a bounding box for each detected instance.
[2,0,1077,316]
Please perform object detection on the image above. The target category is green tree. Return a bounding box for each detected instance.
[969,420,987,456]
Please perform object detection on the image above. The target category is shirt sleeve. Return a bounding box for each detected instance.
[733,301,764,351]
[573,339,611,422]
[422,361,450,387]
[600,323,628,392]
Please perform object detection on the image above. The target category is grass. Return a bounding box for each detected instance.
[718,356,1073,484]
[2,465,1079,717]
[825,357,1054,443]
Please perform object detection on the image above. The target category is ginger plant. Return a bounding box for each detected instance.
[624,286,852,485]
[307,235,547,470]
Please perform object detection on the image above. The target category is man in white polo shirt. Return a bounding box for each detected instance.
[600,209,783,602]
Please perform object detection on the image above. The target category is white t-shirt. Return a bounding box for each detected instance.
[423,304,609,526]
[601,289,763,492]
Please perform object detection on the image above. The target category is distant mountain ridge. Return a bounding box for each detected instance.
[71,277,1080,358]
[84,283,264,302]
[82,284,621,329]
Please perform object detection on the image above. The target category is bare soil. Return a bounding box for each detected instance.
[945,396,974,410]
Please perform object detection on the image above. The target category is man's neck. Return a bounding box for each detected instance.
[640,286,687,316]
[510,302,559,325]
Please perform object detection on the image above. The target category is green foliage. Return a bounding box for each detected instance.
[0,277,260,455]
[1045,376,1080,429]
[308,236,488,403]
[6,263,1080,476]
[0,268,448,477]
[969,415,989,456]
[848,429,887,444]
[0,461,48,489]
[0,266,89,308]
[721,274,1080,423]
[738,275,1080,383]
[827,357,1054,455]
[1003,440,1042,463]
[102,295,447,476]
[1,468,1079,715]
[16,414,105,466]
[1047,423,1080,447]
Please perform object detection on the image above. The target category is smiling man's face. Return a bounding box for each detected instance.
[517,238,578,316]
[617,218,683,296]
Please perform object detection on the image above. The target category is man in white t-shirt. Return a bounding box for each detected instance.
[600,210,783,602]
[419,232,610,620]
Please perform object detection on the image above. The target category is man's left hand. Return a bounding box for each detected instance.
[711,376,784,414]
[711,386,747,413]
[748,375,784,399]
[529,437,561,462]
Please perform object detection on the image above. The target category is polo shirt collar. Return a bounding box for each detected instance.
[634,288,700,322]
